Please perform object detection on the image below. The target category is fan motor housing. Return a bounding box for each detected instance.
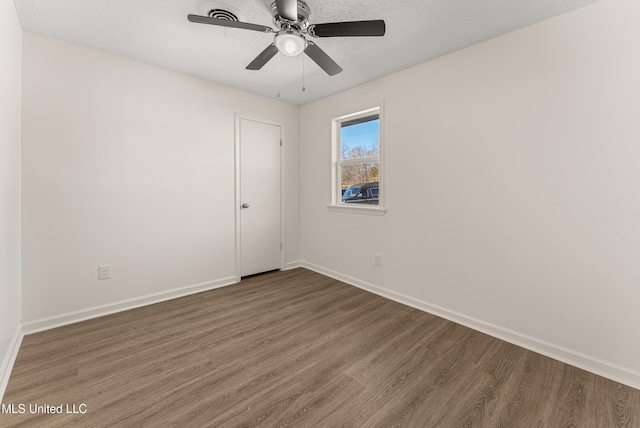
[271,0,310,29]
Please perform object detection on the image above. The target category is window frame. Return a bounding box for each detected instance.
[328,105,386,215]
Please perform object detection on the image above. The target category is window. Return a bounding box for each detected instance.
[330,106,385,214]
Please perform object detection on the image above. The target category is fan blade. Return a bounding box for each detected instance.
[304,42,342,76]
[275,0,298,22]
[188,14,273,33]
[246,44,279,70]
[308,20,386,38]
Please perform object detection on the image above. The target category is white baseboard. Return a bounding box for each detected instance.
[22,276,238,334]
[301,261,640,391]
[0,325,24,403]
[284,260,303,270]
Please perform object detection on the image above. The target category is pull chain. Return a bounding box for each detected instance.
[276,52,282,99]
[302,55,306,92]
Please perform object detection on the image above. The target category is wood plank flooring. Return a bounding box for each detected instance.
[2,268,639,427]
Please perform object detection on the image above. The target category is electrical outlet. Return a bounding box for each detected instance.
[98,265,111,280]
[374,254,382,267]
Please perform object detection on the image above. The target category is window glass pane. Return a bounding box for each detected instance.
[340,116,380,160]
[339,162,379,205]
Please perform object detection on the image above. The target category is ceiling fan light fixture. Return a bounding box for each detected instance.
[274,30,306,57]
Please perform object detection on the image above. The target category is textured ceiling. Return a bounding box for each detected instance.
[14,0,603,105]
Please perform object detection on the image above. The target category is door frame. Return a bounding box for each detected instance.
[234,114,286,282]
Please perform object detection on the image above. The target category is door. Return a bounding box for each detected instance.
[239,118,282,277]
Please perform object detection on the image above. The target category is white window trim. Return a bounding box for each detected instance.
[327,204,387,215]
[328,104,387,215]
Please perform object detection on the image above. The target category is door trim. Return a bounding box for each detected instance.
[234,114,286,282]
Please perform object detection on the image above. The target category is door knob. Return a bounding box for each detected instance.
[242,203,250,208]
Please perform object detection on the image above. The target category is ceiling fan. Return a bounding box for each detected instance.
[188,0,386,76]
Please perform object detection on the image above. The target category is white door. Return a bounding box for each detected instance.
[239,118,281,277]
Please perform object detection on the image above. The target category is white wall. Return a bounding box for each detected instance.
[0,0,23,396]
[21,33,299,325]
[300,0,640,387]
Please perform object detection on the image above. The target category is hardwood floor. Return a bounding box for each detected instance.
[2,268,639,427]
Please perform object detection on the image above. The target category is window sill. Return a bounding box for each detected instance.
[327,204,387,216]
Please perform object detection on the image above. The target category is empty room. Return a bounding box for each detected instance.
[1,0,640,426]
